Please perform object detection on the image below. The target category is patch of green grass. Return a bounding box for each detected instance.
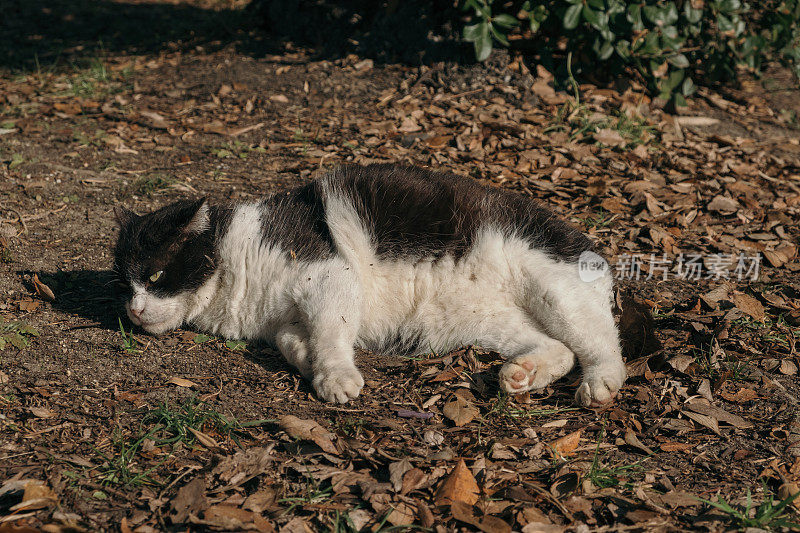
[487,392,579,420]
[779,109,800,131]
[143,396,244,447]
[118,317,139,353]
[335,416,366,438]
[691,342,750,383]
[700,490,800,530]
[758,314,800,353]
[73,128,106,147]
[546,104,656,147]
[543,60,655,149]
[69,57,110,98]
[95,430,159,487]
[130,174,175,196]
[292,128,319,155]
[586,427,644,490]
[212,140,266,159]
[225,339,247,351]
[90,398,271,488]
[0,317,39,351]
[582,208,613,230]
[192,333,213,344]
[280,485,334,515]
[8,153,25,170]
[0,247,14,264]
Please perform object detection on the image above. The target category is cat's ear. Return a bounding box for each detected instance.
[114,207,137,227]
[183,198,210,234]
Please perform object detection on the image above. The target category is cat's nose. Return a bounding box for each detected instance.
[129,304,144,318]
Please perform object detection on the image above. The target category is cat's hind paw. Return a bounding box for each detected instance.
[575,365,626,407]
[313,366,364,404]
[499,354,555,393]
[499,357,538,393]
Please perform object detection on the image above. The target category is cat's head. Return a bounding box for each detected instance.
[113,198,218,334]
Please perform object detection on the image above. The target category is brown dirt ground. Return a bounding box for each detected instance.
[2,1,800,532]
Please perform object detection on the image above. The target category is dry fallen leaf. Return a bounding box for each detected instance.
[593,128,627,147]
[451,501,512,533]
[139,109,169,129]
[624,429,655,455]
[443,395,479,427]
[707,195,740,214]
[278,415,338,455]
[549,429,582,457]
[29,407,55,419]
[401,468,428,495]
[719,387,758,403]
[531,78,567,105]
[730,292,765,322]
[779,483,800,509]
[434,459,479,506]
[212,445,275,486]
[168,376,198,388]
[32,274,55,302]
[170,478,207,523]
[780,360,798,375]
[1,480,58,513]
[682,409,720,435]
[384,502,416,526]
[389,458,413,492]
[199,504,274,532]
[187,427,219,448]
[227,122,265,137]
[675,116,720,126]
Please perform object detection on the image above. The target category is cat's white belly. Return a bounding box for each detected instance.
[354,229,535,353]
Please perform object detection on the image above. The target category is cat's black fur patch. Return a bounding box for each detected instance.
[259,182,336,260]
[329,164,593,261]
[114,164,593,298]
[114,199,232,297]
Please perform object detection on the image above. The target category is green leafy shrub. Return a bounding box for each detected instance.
[462,0,800,104]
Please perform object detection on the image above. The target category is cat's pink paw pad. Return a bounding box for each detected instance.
[313,367,364,404]
[499,357,540,393]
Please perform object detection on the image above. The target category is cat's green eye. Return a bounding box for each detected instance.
[149,270,163,283]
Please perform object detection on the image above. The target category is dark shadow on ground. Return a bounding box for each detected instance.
[31,269,125,331]
[1,0,256,70]
[32,268,311,381]
[1,0,469,72]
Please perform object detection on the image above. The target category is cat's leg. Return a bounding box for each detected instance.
[470,321,576,394]
[522,259,626,407]
[275,322,312,378]
[498,337,576,394]
[295,265,364,404]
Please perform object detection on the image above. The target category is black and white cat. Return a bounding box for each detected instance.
[113,164,626,406]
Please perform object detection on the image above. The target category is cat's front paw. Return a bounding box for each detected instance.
[313,366,364,404]
[575,364,626,407]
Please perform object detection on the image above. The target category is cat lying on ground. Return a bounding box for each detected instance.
[113,164,626,406]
